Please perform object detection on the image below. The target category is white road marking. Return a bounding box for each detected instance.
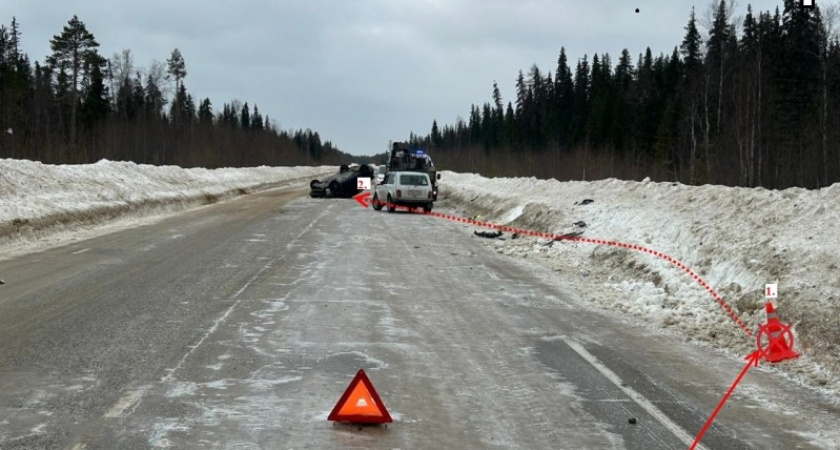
[560,336,711,450]
[71,248,90,254]
[103,388,147,418]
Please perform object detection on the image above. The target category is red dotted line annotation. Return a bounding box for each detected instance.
[388,204,752,337]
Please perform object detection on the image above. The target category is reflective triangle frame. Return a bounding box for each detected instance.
[328,369,392,424]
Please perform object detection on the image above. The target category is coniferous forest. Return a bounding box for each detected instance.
[0,15,352,168]
[4,2,840,190]
[411,0,840,189]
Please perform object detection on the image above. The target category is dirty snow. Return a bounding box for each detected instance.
[0,158,333,260]
[438,171,840,401]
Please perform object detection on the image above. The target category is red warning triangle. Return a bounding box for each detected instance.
[328,369,392,424]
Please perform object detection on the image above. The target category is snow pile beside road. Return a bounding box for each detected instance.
[0,158,332,247]
[439,171,840,399]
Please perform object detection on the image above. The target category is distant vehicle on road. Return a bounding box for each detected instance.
[386,142,441,201]
[375,165,387,184]
[372,171,434,213]
[309,164,374,198]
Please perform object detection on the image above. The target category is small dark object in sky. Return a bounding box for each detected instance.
[474,230,503,239]
[628,417,637,424]
[574,199,594,205]
[635,8,640,13]
[573,221,587,228]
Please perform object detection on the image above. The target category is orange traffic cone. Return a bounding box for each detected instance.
[762,302,799,363]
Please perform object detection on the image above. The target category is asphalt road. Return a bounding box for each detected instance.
[0,183,838,449]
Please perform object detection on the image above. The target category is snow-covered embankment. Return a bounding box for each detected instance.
[0,159,333,253]
[439,171,840,399]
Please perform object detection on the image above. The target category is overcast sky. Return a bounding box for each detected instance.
[4,0,787,156]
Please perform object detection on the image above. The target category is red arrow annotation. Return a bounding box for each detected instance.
[692,314,800,448]
[690,351,761,449]
[354,190,372,209]
[354,191,753,337]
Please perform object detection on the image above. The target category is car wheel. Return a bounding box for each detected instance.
[424,202,433,213]
[387,195,396,213]
[372,193,383,211]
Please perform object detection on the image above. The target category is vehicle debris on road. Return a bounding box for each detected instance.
[474,230,503,239]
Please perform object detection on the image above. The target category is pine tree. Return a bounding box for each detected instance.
[166,48,186,86]
[47,15,100,147]
[167,48,187,127]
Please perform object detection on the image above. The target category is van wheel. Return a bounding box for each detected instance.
[424,202,433,213]
[387,195,396,213]
[372,193,383,211]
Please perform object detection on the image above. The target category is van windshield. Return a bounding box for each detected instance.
[401,174,428,186]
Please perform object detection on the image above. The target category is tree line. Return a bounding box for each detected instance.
[0,15,352,167]
[412,0,840,189]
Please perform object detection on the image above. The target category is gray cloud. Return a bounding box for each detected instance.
[4,0,784,156]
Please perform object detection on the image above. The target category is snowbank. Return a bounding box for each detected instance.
[438,171,840,400]
[0,158,333,249]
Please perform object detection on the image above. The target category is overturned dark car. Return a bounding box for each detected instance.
[310,163,375,198]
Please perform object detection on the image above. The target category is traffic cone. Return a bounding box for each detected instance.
[762,302,799,363]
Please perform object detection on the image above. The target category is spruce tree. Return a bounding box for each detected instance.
[240,102,250,129]
[681,7,703,75]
